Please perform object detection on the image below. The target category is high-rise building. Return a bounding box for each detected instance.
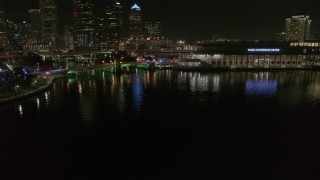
[0,7,8,47]
[95,15,107,50]
[29,9,41,44]
[64,25,74,50]
[145,21,162,40]
[285,14,311,42]
[104,0,123,50]
[73,0,95,50]
[39,0,58,49]
[129,4,143,40]
[7,20,31,45]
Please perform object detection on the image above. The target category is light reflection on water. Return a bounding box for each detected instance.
[117,75,126,121]
[18,104,23,118]
[45,92,50,107]
[305,74,320,108]
[36,98,40,113]
[2,70,320,127]
[2,70,320,179]
[245,79,278,103]
[132,74,143,115]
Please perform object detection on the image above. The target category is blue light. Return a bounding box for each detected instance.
[23,69,29,76]
[248,48,280,52]
[245,80,278,96]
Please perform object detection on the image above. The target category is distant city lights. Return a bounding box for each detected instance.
[177,40,185,44]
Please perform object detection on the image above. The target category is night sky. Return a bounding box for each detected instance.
[0,0,320,41]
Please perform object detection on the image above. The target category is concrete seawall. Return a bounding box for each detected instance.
[0,75,68,105]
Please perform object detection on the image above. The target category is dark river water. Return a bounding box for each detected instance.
[1,70,320,180]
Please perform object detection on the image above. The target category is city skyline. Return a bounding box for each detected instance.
[0,0,320,41]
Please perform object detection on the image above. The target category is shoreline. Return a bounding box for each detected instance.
[1,65,319,105]
[170,66,316,72]
[0,74,68,106]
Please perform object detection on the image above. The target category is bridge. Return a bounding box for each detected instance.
[132,49,195,59]
[66,62,139,78]
[38,49,196,61]
[67,66,117,78]
[37,51,113,63]
[2,49,199,70]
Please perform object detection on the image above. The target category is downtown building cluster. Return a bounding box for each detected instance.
[0,0,169,53]
[193,15,320,70]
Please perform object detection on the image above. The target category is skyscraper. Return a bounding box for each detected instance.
[29,9,41,44]
[95,15,107,50]
[145,21,162,40]
[285,14,311,42]
[39,0,58,48]
[64,25,74,50]
[7,20,31,45]
[104,0,123,50]
[129,4,143,40]
[0,7,8,47]
[73,0,95,50]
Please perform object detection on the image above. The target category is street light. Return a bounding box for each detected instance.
[15,85,19,94]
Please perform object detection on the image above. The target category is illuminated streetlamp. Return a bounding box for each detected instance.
[15,85,19,94]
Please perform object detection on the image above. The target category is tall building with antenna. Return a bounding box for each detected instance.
[129,4,143,40]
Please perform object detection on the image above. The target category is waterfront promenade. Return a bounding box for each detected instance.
[0,63,118,105]
[0,73,65,105]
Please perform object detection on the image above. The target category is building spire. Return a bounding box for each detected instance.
[131,4,141,10]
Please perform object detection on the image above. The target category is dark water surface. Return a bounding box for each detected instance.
[1,70,320,179]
